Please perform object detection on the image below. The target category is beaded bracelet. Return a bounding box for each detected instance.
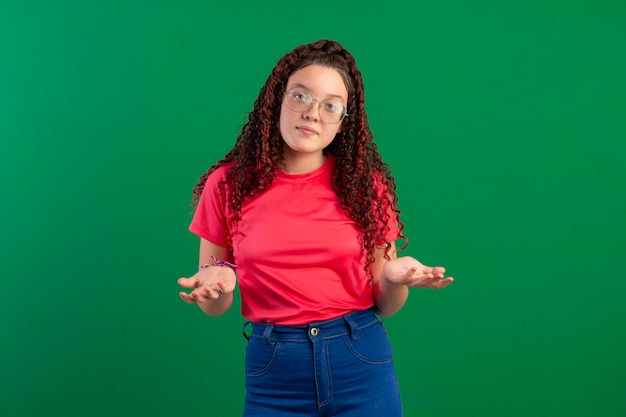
[200,254,238,271]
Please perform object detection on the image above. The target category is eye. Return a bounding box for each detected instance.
[293,93,308,101]
[287,87,312,104]
[322,99,344,114]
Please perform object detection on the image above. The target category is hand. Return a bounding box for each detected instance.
[382,256,454,289]
[177,266,237,304]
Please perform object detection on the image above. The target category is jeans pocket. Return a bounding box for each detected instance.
[343,322,394,365]
[245,336,282,377]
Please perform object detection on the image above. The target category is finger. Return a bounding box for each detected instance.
[197,286,221,301]
[217,281,234,294]
[178,277,199,289]
[423,273,441,288]
[179,291,197,304]
[433,277,454,289]
[410,270,446,288]
[431,272,445,280]
[431,266,446,276]
[404,268,425,285]
[405,273,433,287]
[204,287,222,299]
[404,266,417,278]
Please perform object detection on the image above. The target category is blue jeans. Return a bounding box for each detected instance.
[242,308,403,417]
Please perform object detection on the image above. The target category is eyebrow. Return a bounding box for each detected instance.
[288,83,347,101]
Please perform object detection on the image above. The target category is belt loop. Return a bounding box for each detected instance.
[372,306,384,325]
[262,323,275,346]
[242,321,251,340]
[344,313,359,340]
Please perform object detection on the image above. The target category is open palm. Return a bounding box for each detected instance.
[383,256,454,289]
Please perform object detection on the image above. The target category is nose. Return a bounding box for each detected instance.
[302,100,320,121]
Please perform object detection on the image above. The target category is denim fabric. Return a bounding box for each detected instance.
[242,308,403,417]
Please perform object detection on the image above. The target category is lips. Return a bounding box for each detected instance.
[297,125,317,135]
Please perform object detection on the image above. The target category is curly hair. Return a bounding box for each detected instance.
[192,39,407,280]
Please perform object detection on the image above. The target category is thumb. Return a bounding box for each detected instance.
[402,266,418,282]
[177,276,199,289]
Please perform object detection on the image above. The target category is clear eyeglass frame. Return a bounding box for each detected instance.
[283,86,348,124]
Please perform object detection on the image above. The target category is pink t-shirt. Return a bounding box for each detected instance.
[189,156,400,325]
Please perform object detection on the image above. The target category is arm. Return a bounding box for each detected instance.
[372,241,454,317]
[371,242,408,317]
[177,238,237,316]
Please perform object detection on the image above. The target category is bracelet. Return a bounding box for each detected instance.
[200,254,238,270]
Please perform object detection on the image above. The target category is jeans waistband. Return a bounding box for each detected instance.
[243,308,382,343]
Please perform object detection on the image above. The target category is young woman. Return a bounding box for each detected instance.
[178,39,453,417]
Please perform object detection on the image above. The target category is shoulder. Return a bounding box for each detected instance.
[205,162,238,186]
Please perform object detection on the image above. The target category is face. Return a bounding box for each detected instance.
[279,64,348,171]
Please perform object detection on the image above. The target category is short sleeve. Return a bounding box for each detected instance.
[189,165,233,248]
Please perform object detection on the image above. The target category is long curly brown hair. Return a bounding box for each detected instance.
[192,39,407,279]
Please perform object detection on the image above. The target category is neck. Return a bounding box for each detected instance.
[281,152,326,174]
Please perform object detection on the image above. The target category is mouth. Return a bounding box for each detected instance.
[297,125,318,135]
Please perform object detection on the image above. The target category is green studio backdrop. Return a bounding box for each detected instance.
[1,1,625,416]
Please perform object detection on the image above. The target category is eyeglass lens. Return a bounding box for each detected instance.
[285,87,346,123]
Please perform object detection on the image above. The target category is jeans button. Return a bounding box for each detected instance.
[310,327,319,336]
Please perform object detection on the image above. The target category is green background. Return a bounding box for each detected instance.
[1,0,625,416]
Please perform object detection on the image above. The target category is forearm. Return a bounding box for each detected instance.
[374,276,409,317]
[196,240,236,316]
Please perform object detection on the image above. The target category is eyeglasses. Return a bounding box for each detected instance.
[283,86,348,124]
